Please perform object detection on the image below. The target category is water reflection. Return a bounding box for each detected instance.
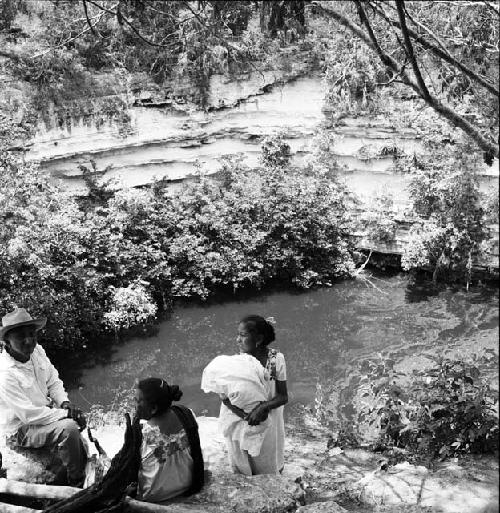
[64,272,498,424]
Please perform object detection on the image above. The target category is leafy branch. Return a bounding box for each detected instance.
[310,1,499,159]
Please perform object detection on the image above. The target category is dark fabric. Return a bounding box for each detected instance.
[170,405,204,496]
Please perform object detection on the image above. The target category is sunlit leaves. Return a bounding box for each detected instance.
[402,142,488,283]
[0,131,354,351]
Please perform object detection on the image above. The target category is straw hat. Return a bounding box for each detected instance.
[0,308,46,340]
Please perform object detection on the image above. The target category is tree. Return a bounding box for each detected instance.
[401,141,488,285]
[310,0,499,162]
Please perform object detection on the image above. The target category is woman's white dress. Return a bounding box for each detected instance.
[224,349,286,475]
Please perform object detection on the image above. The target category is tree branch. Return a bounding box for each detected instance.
[309,1,499,159]
[376,59,408,86]
[353,1,415,87]
[82,0,99,36]
[395,0,431,102]
[32,27,92,58]
[369,0,499,97]
[85,0,179,48]
[400,2,451,58]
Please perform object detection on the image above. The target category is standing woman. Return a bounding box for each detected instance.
[134,378,204,503]
[224,315,288,475]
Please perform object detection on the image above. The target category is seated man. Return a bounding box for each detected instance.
[0,308,87,486]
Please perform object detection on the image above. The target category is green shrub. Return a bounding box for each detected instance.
[0,132,354,353]
[343,355,499,460]
[364,191,398,244]
[402,143,488,284]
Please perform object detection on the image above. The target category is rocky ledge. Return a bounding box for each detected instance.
[1,415,498,513]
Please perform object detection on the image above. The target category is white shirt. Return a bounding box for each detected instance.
[0,344,69,438]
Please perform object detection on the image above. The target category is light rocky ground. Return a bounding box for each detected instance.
[1,415,498,513]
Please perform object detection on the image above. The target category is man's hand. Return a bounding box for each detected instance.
[125,482,138,498]
[61,401,87,429]
[246,402,270,426]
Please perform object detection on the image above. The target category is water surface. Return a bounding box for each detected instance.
[66,273,499,423]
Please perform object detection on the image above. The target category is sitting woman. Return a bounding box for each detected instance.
[134,378,204,503]
[202,315,288,475]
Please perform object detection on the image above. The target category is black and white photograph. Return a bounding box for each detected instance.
[0,1,498,512]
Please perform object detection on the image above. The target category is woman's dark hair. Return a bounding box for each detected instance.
[240,315,275,346]
[171,404,204,495]
[137,378,182,416]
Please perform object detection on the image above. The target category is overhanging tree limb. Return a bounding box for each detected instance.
[395,0,432,101]
[370,0,499,97]
[85,0,179,48]
[309,1,499,159]
[483,1,500,16]
[82,0,99,36]
[401,3,451,58]
[353,1,418,88]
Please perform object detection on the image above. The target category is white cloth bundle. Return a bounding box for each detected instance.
[201,354,270,457]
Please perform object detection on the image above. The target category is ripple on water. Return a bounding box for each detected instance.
[66,273,498,424]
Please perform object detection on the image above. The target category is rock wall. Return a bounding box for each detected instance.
[29,71,324,194]
[20,62,500,272]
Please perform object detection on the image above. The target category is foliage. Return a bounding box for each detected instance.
[79,159,116,206]
[363,190,398,244]
[103,283,158,331]
[323,17,388,118]
[0,151,105,348]
[260,131,292,168]
[158,135,354,296]
[3,1,498,156]
[316,0,499,160]
[0,128,354,352]
[0,0,18,30]
[401,142,488,283]
[304,131,349,178]
[3,1,309,115]
[345,354,499,460]
[484,188,499,225]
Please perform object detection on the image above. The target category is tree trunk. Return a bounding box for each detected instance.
[0,481,77,501]
[0,504,38,513]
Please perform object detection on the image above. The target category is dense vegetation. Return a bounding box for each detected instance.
[0,0,497,336]
[324,354,499,461]
[318,0,499,161]
[0,0,498,347]
[402,141,489,286]
[0,131,354,351]
[0,0,497,464]
[1,0,310,122]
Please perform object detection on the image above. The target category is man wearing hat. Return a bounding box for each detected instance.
[0,308,87,486]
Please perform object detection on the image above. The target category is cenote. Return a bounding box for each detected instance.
[64,272,499,424]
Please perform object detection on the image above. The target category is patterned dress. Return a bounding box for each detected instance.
[138,416,194,503]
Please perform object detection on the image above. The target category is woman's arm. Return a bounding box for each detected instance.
[221,396,248,420]
[247,380,288,426]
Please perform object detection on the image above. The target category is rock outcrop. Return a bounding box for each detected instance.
[345,460,499,513]
[1,415,498,513]
[0,445,56,484]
